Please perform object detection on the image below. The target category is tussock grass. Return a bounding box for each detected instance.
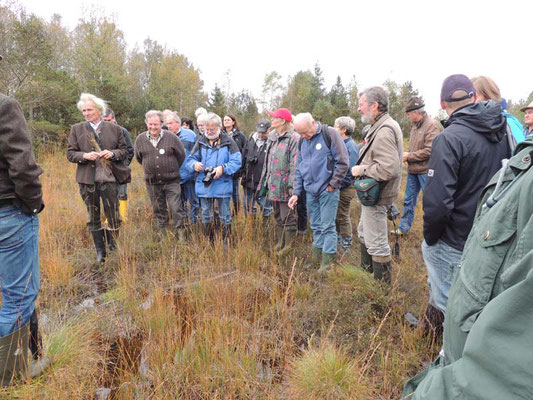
[0,150,439,398]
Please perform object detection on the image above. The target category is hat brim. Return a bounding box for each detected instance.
[520,107,533,112]
[405,104,425,113]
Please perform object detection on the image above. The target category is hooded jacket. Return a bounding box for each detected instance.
[423,101,511,251]
[185,131,241,198]
[403,139,533,399]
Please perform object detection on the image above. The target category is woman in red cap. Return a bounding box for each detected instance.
[258,108,300,254]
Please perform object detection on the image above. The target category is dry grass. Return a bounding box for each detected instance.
[4,147,438,399]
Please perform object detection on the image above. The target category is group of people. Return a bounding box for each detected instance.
[2,53,533,397]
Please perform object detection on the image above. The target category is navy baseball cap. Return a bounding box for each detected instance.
[440,74,476,102]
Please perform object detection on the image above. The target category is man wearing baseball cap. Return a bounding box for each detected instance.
[420,74,511,334]
[393,97,441,236]
[521,100,533,138]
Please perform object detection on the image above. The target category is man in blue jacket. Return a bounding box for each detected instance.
[186,112,241,244]
[421,74,511,334]
[165,112,199,224]
[288,113,349,271]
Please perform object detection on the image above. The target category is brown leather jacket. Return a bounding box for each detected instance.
[0,94,44,214]
[406,113,442,174]
[67,121,131,184]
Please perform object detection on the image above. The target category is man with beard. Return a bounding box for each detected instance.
[186,112,241,245]
[351,87,403,283]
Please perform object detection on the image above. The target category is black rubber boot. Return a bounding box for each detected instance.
[91,229,106,263]
[104,229,117,251]
[29,309,41,361]
[222,224,231,248]
[360,243,373,273]
[421,304,444,342]
[372,256,392,284]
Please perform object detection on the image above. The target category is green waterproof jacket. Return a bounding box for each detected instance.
[403,139,533,399]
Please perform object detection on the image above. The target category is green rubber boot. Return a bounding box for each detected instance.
[318,252,335,273]
[274,226,285,252]
[0,323,29,386]
[277,229,296,256]
[372,256,392,284]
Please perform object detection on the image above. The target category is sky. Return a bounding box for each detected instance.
[15,0,533,116]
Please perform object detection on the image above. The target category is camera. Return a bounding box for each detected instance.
[202,167,216,186]
[247,156,258,165]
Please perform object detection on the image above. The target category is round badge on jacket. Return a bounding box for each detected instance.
[316,143,322,150]
[159,149,165,155]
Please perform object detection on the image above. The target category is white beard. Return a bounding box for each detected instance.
[206,130,220,140]
[361,113,373,124]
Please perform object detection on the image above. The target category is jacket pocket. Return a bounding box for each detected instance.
[450,199,517,333]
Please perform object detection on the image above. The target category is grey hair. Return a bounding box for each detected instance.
[195,107,208,117]
[145,110,163,123]
[334,116,356,135]
[77,93,107,114]
[205,112,222,127]
[360,86,389,112]
[104,108,115,119]
[165,111,181,124]
[293,112,315,126]
[416,107,426,115]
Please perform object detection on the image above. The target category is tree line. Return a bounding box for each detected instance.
[1,4,531,148]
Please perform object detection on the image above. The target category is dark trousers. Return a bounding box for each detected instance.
[79,182,120,231]
[118,183,128,201]
[180,180,200,224]
[272,200,297,230]
[145,181,186,229]
[231,177,240,213]
[297,188,308,232]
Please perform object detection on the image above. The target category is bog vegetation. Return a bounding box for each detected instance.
[0,151,438,399]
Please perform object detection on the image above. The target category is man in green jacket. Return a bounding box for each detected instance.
[402,138,533,399]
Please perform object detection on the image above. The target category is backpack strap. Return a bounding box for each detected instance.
[356,124,397,166]
[298,123,333,151]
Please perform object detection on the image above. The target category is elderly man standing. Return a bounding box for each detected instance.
[521,101,533,138]
[134,110,187,241]
[289,113,349,271]
[0,55,46,383]
[186,113,241,245]
[421,75,511,330]
[393,97,441,236]
[164,112,199,224]
[67,93,130,263]
[351,87,403,283]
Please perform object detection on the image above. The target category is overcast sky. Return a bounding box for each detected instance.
[16,0,532,115]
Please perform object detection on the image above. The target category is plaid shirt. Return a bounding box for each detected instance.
[147,130,164,148]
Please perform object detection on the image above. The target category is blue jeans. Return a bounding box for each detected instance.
[243,188,273,217]
[399,173,426,233]
[0,206,40,336]
[306,189,340,254]
[200,197,231,225]
[422,239,462,314]
[181,180,200,223]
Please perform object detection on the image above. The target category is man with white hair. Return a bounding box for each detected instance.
[288,113,349,271]
[134,110,187,241]
[186,112,242,245]
[521,101,533,138]
[67,93,130,263]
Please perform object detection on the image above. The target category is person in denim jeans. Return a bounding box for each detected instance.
[0,86,45,382]
[289,113,349,272]
[394,97,441,235]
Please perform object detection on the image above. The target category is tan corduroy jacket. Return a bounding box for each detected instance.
[406,113,442,174]
[358,113,403,206]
